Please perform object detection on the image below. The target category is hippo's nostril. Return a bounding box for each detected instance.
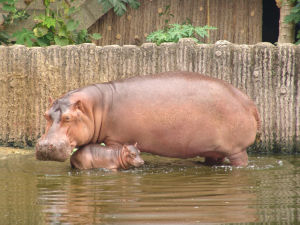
[58,140,68,148]
[37,139,49,148]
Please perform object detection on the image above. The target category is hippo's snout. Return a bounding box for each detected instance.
[36,138,72,162]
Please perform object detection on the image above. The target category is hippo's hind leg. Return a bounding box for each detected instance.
[227,150,248,167]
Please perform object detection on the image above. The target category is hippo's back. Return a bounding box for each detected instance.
[101,72,259,158]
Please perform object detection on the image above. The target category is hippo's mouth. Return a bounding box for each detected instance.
[35,139,73,162]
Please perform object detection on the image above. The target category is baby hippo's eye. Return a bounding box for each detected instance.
[130,153,136,157]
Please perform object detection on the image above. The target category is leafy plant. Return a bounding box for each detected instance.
[1,0,101,46]
[284,0,300,44]
[159,4,174,29]
[12,28,35,46]
[0,0,29,44]
[0,31,10,44]
[147,23,217,45]
[24,0,101,46]
[147,5,216,45]
[0,0,29,26]
[98,0,140,16]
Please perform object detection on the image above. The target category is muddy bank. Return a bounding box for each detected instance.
[0,147,33,158]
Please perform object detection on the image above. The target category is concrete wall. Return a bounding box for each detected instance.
[0,39,299,152]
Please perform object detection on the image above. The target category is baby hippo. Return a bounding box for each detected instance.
[70,143,144,171]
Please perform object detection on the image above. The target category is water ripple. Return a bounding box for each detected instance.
[0,153,299,224]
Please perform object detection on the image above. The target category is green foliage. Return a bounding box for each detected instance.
[0,31,10,44]
[0,0,29,26]
[147,5,216,45]
[98,0,140,16]
[147,23,217,45]
[12,28,35,46]
[159,5,174,28]
[27,0,101,46]
[0,0,101,46]
[0,0,29,44]
[284,0,300,44]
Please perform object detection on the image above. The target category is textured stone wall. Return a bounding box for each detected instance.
[0,39,299,152]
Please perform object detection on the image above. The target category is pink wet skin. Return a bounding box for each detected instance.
[35,71,260,167]
[70,143,144,171]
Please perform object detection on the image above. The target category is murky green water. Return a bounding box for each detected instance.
[0,149,299,225]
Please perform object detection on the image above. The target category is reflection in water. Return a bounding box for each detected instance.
[38,171,257,224]
[0,150,299,224]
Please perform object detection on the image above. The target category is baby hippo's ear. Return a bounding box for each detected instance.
[122,145,130,154]
[134,142,140,153]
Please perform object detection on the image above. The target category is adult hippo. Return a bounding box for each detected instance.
[36,71,260,166]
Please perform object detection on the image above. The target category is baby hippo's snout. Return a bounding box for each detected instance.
[36,138,72,162]
[124,144,144,168]
[131,156,144,167]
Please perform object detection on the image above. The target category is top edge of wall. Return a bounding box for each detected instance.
[1,39,299,50]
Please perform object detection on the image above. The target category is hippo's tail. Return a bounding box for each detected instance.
[252,106,261,142]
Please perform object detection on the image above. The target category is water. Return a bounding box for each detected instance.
[0,148,299,225]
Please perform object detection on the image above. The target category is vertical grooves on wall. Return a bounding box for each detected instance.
[6,45,28,145]
[24,47,34,145]
[160,43,177,72]
[213,41,233,82]
[0,46,8,144]
[264,44,275,150]
[77,44,94,86]
[63,46,77,89]
[0,40,298,151]
[104,45,122,81]
[28,47,41,143]
[295,45,300,151]
[195,44,213,75]
[278,44,296,151]
[253,43,275,147]
[178,39,196,72]
[31,48,41,141]
[141,43,157,75]
[95,46,104,83]
[122,45,140,78]
[231,44,254,99]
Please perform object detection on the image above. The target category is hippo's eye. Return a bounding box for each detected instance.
[62,114,71,122]
[130,153,136,157]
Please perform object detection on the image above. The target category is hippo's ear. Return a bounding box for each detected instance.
[48,97,53,106]
[134,142,138,148]
[74,100,84,112]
